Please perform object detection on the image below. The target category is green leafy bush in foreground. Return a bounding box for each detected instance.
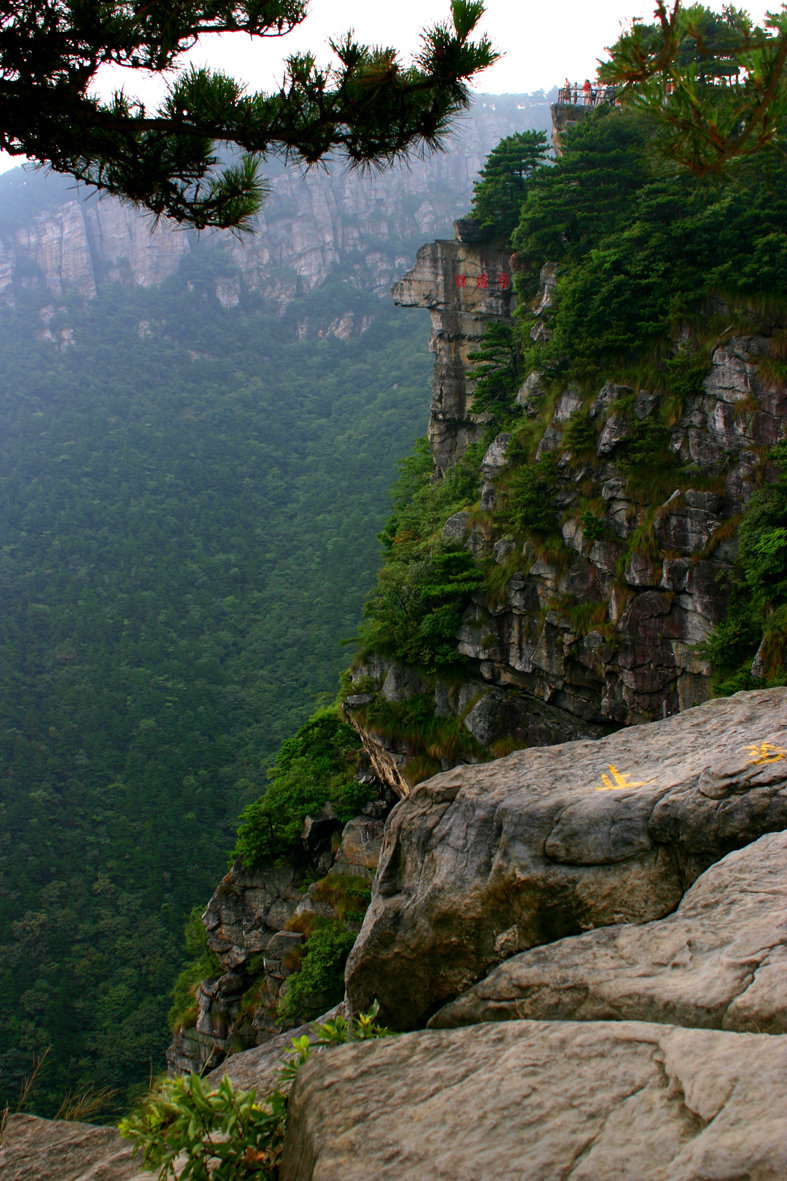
[120,1007,390,1180]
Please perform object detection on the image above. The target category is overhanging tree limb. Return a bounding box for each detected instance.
[600,2,787,178]
[1,0,498,228]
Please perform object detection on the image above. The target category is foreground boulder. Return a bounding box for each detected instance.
[346,688,787,1027]
[281,1020,787,1180]
[0,1113,145,1181]
[430,828,787,1032]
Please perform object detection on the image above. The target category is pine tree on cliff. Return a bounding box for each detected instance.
[600,2,787,178]
[0,1,498,229]
[469,129,549,242]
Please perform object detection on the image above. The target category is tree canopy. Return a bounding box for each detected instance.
[0,0,497,228]
[468,129,549,240]
[600,2,787,178]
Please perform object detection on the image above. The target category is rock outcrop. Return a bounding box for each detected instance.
[345,688,787,1028]
[280,1019,787,1181]
[167,801,391,1076]
[392,233,514,473]
[346,327,787,773]
[430,827,787,1033]
[0,1113,146,1181]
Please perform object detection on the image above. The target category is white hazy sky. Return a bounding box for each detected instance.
[0,0,777,174]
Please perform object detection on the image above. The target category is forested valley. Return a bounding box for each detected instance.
[0,78,562,1117]
[0,242,433,1115]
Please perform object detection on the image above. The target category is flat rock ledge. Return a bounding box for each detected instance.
[280,1019,787,1181]
[346,688,787,1028]
[430,828,787,1033]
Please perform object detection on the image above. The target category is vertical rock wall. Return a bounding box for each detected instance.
[392,231,514,473]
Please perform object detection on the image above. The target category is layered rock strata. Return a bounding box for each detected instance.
[347,325,787,769]
[458,336,787,725]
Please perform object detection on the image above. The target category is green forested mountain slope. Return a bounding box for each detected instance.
[0,88,558,1120]
[0,261,430,1115]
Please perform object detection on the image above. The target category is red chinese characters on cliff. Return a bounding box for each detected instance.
[455,272,511,291]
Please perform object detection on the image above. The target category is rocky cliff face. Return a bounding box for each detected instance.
[346,259,787,774]
[391,231,514,474]
[457,331,784,723]
[166,217,786,1085]
[0,96,550,315]
[166,794,395,1076]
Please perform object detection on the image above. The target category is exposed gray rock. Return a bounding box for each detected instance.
[441,510,472,544]
[168,799,389,1076]
[345,689,787,1029]
[515,368,546,413]
[481,432,510,475]
[280,1020,787,1181]
[203,861,304,972]
[328,814,385,882]
[0,1113,146,1181]
[430,829,787,1033]
[392,239,514,474]
[492,536,517,563]
[205,1008,339,1096]
[452,216,486,244]
[380,664,426,703]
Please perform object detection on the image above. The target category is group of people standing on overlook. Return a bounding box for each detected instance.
[559,78,616,106]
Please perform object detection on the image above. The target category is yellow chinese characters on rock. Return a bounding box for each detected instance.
[592,765,648,792]
[745,742,786,765]
[588,738,785,792]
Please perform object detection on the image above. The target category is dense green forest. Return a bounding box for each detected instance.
[0,250,431,1116]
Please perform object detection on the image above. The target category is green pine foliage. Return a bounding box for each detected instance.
[356,441,484,671]
[599,5,787,179]
[495,451,560,539]
[3,0,498,227]
[468,321,522,435]
[704,441,787,693]
[512,106,787,380]
[277,919,358,1023]
[469,129,550,241]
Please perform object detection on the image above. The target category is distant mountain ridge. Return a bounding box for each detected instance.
[0,94,554,315]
